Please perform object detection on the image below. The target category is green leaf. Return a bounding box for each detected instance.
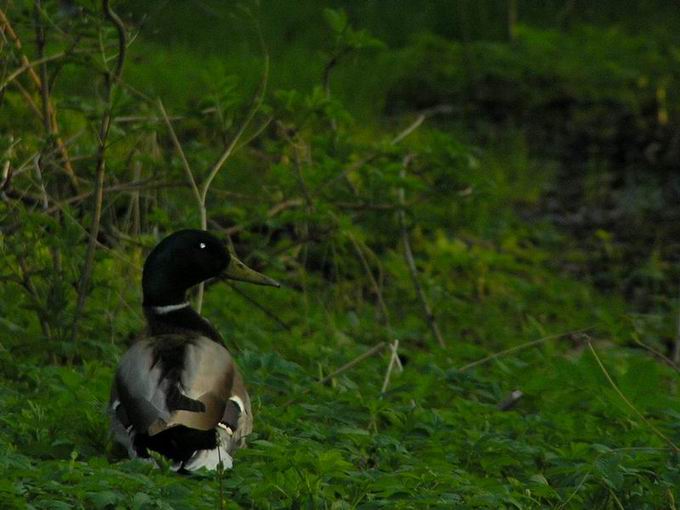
[323,8,348,33]
[87,490,123,509]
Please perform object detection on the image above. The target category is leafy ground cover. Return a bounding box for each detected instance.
[1,1,679,508]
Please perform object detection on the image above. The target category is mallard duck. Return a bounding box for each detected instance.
[109,229,279,471]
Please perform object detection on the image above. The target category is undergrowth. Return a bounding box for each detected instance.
[1,1,679,509]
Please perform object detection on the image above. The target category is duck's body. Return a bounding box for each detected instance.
[109,230,278,471]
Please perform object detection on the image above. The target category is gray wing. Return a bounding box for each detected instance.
[111,339,171,433]
[109,335,251,447]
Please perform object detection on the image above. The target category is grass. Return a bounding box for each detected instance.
[1,2,680,508]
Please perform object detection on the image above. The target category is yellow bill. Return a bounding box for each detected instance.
[223,254,280,287]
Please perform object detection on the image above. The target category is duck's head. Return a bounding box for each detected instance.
[142,229,279,307]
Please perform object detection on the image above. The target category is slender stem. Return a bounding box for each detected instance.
[633,336,679,373]
[391,114,426,145]
[557,447,668,510]
[0,52,66,94]
[381,340,401,394]
[216,441,225,510]
[157,99,201,205]
[398,156,446,348]
[458,327,593,372]
[200,53,269,204]
[34,0,50,136]
[227,282,291,332]
[157,99,207,309]
[674,283,680,365]
[587,341,679,452]
[0,7,78,190]
[71,0,126,343]
[156,28,268,313]
[285,342,387,406]
[319,342,387,385]
[348,232,392,329]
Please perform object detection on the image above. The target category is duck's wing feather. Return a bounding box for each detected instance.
[111,335,248,438]
[113,338,172,433]
[221,369,252,451]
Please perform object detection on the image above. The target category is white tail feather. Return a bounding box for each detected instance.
[181,427,234,471]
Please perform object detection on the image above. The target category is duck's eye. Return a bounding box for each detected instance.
[199,242,206,249]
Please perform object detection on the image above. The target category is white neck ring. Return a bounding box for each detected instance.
[151,302,190,315]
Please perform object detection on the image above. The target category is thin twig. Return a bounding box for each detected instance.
[216,440,225,510]
[234,115,273,153]
[398,155,445,348]
[285,342,387,406]
[71,0,126,343]
[633,337,680,373]
[223,198,303,236]
[156,26,269,312]
[458,327,594,372]
[34,1,50,137]
[0,7,78,189]
[157,96,207,312]
[1,159,12,192]
[32,155,48,209]
[348,232,392,329]
[9,81,42,122]
[226,282,291,332]
[381,340,402,394]
[315,110,436,196]
[391,114,425,145]
[15,258,51,339]
[608,489,625,510]
[45,179,184,214]
[556,447,669,510]
[0,51,65,93]
[674,283,680,365]
[587,340,679,452]
[157,99,201,205]
[320,342,387,384]
[200,43,269,217]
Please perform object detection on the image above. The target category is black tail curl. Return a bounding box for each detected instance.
[134,425,217,463]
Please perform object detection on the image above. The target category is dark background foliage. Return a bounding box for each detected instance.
[1,1,679,508]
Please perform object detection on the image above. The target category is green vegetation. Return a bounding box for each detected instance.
[1,1,679,508]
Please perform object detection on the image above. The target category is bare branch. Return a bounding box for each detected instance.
[285,342,387,406]
[223,198,303,236]
[458,327,594,372]
[390,114,426,145]
[156,23,269,312]
[316,110,434,196]
[633,336,680,373]
[398,155,446,348]
[71,0,127,342]
[674,285,680,366]
[157,99,201,205]
[201,52,269,209]
[0,7,78,190]
[348,232,392,329]
[227,282,291,332]
[321,342,387,386]
[0,51,65,93]
[381,339,402,394]
[588,340,679,452]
